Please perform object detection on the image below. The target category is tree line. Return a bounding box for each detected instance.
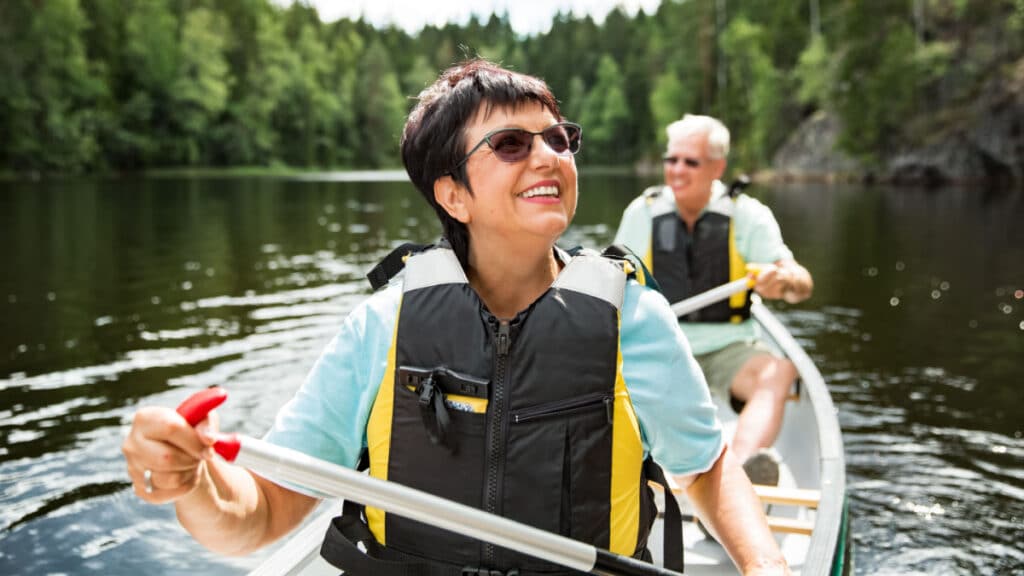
[1,0,1020,174]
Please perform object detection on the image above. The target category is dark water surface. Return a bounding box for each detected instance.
[1,174,1022,575]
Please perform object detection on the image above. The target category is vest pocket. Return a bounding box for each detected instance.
[502,393,614,571]
[503,416,568,571]
[386,378,488,564]
[398,365,490,452]
[509,392,613,424]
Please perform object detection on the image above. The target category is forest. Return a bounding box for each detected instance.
[1,0,1021,177]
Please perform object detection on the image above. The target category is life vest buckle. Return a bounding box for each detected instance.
[417,375,437,408]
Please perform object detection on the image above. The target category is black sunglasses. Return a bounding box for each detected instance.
[451,122,582,171]
[663,155,702,168]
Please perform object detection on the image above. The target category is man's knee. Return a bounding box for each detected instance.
[731,355,794,400]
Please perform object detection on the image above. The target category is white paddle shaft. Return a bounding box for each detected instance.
[236,436,601,572]
[670,277,753,317]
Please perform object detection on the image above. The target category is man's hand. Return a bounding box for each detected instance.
[750,260,812,303]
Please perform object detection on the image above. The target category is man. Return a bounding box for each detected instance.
[613,114,813,485]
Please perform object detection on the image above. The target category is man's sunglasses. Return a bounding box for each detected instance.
[451,122,582,171]
[663,155,702,168]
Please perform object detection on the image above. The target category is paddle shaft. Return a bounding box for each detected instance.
[223,435,682,576]
[670,276,754,318]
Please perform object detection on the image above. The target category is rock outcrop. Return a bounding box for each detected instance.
[771,58,1024,187]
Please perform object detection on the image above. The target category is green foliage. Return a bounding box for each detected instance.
[649,71,692,150]
[1013,0,1024,34]
[2,0,1021,173]
[578,56,631,164]
[835,6,922,162]
[0,0,106,171]
[794,35,833,108]
[719,17,785,168]
[354,40,406,168]
[170,8,232,165]
[212,5,293,165]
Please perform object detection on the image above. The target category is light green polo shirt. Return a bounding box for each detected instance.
[612,180,793,355]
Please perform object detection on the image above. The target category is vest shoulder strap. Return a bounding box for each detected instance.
[602,244,662,294]
[642,185,663,200]
[552,250,629,310]
[366,242,433,290]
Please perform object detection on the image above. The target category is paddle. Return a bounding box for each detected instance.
[176,388,684,576]
[670,273,760,318]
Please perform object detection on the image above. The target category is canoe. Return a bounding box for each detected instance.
[249,296,851,575]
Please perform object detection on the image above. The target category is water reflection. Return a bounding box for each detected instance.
[0,175,1022,574]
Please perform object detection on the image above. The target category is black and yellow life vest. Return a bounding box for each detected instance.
[321,243,682,576]
[643,186,751,324]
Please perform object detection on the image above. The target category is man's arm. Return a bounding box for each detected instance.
[681,447,791,576]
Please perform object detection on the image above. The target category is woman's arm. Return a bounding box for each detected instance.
[122,405,318,555]
[175,455,318,555]
[683,447,791,576]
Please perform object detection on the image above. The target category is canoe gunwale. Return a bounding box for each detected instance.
[750,298,847,573]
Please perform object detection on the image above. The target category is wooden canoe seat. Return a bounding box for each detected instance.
[765,516,815,535]
[650,481,820,536]
[650,480,820,508]
[752,485,820,508]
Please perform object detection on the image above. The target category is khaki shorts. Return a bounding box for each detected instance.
[694,340,777,403]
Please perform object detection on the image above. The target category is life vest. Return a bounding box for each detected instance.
[321,243,682,576]
[642,186,751,323]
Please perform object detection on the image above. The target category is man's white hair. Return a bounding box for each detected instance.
[665,114,730,160]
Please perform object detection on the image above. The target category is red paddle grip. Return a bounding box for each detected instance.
[211,433,242,462]
[174,388,241,462]
[175,387,228,426]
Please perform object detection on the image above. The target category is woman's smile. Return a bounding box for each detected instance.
[518,180,561,203]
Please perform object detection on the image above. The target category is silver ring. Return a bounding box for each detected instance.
[143,469,154,494]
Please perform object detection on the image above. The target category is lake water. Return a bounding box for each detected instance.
[1,174,1022,575]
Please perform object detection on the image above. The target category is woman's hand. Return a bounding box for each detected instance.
[121,405,217,504]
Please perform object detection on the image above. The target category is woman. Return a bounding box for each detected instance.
[121,59,789,576]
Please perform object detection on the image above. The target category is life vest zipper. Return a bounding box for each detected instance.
[483,317,511,565]
[510,392,614,424]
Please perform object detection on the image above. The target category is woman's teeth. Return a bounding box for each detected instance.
[520,186,559,198]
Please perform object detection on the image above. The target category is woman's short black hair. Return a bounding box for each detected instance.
[401,59,563,268]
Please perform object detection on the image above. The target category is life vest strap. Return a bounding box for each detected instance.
[320,504,574,576]
[417,374,457,452]
[367,242,432,290]
[602,244,662,293]
[644,459,684,571]
[321,508,462,576]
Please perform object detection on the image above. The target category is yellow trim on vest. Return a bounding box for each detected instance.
[728,220,748,310]
[365,297,403,544]
[643,243,653,274]
[401,386,489,414]
[609,312,644,556]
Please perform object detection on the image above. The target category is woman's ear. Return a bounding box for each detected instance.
[434,176,471,224]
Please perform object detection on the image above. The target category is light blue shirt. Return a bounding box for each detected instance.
[613,181,793,355]
[264,277,724,479]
